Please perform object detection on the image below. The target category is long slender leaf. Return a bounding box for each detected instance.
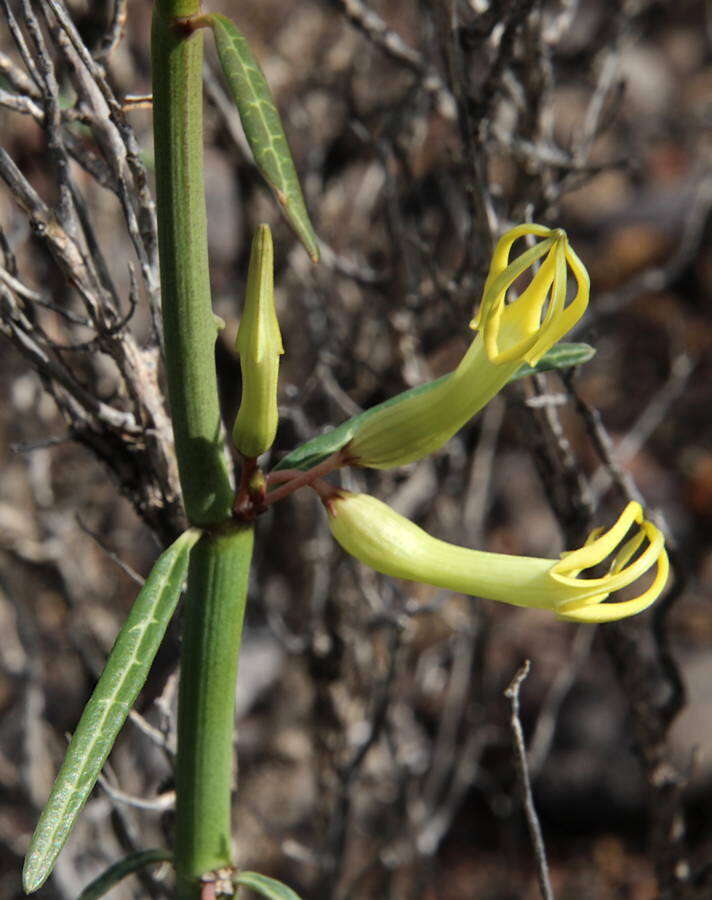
[236,871,303,900]
[208,13,319,262]
[77,849,172,900]
[273,342,595,472]
[23,528,202,894]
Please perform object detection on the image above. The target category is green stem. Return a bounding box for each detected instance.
[151,0,233,526]
[175,526,254,897]
[152,3,249,895]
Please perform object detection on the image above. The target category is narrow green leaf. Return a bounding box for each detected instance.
[23,529,202,894]
[77,849,172,900]
[273,343,595,472]
[235,871,303,900]
[208,13,319,262]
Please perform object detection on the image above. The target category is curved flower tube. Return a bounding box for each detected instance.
[325,492,669,623]
[347,224,589,469]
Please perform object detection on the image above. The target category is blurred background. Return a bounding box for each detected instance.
[0,0,710,897]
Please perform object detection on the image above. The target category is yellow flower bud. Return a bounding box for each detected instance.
[232,225,284,458]
[347,224,589,469]
[326,492,668,623]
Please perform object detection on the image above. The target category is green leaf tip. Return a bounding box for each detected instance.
[208,14,320,262]
[511,341,595,379]
[22,529,201,894]
[77,849,172,900]
[235,871,303,900]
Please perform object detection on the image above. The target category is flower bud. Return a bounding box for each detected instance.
[232,225,284,458]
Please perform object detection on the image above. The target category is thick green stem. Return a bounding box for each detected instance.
[152,3,249,895]
[175,526,254,897]
[152,1,233,525]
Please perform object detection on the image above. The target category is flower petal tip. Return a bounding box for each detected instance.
[473,223,590,367]
[551,505,669,623]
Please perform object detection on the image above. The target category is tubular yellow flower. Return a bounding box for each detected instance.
[326,493,668,623]
[233,224,284,458]
[347,224,589,469]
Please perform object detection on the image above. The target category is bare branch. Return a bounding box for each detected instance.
[505,661,555,900]
[97,772,175,812]
[528,627,595,775]
[45,0,160,334]
[330,0,454,116]
[0,0,42,90]
[75,514,145,586]
[583,354,697,502]
[94,0,128,61]
[0,47,41,96]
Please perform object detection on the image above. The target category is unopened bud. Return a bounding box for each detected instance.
[232,225,284,458]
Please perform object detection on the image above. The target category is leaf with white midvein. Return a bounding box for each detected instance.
[23,528,202,894]
[209,13,319,262]
[235,871,303,900]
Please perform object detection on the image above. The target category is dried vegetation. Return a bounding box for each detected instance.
[0,0,710,897]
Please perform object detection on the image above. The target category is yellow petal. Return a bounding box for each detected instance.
[557,549,670,623]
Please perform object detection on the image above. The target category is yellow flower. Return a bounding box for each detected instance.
[233,225,284,458]
[347,224,589,469]
[326,493,668,623]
